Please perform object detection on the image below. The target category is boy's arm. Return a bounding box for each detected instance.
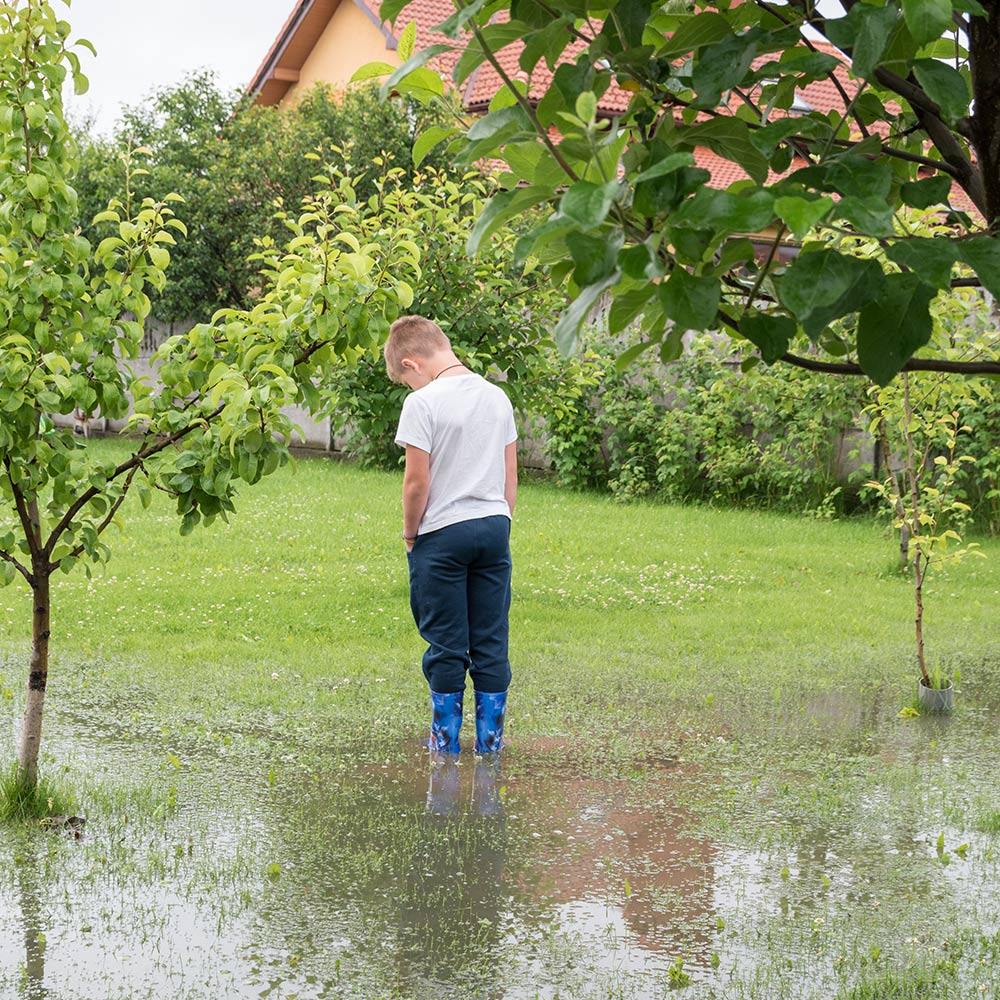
[504,441,518,518]
[402,445,430,549]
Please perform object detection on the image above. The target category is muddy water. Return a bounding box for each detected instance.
[3,706,1000,1000]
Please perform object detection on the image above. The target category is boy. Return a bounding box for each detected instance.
[385,315,517,755]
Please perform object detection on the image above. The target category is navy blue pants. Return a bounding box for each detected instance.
[406,515,512,694]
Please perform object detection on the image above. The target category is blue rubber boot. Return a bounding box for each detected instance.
[429,690,463,754]
[474,690,507,754]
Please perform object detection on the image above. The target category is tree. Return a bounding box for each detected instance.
[72,74,460,322]
[365,0,1000,383]
[0,1,417,792]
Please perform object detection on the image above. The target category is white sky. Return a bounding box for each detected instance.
[63,0,296,135]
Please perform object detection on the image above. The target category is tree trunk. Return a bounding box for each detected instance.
[913,552,929,687]
[969,2,1000,226]
[18,571,50,787]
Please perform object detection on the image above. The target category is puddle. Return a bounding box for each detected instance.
[3,709,1000,999]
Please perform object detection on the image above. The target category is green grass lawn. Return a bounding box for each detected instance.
[2,438,997,748]
[3,438,1000,1000]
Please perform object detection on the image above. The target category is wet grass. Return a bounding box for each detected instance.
[2,438,1000,998]
[0,761,77,822]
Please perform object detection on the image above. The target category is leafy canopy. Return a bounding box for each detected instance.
[363,0,1000,383]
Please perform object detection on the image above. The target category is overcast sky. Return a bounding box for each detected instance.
[63,0,295,135]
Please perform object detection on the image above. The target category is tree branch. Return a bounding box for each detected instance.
[462,3,579,182]
[0,548,34,587]
[64,464,141,564]
[4,456,41,562]
[780,353,1000,376]
[44,404,225,556]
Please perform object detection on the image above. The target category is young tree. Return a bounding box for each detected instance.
[365,0,1000,383]
[0,1,418,792]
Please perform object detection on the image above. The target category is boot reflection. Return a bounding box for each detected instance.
[425,752,461,816]
[471,754,504,817]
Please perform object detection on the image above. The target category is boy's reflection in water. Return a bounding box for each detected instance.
[394,754,508,999]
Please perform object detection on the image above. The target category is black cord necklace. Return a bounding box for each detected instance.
[433,363,465,380]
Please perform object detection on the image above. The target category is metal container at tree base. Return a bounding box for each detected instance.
[918,678,954,713]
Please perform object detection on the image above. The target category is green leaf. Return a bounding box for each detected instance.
[902,0,953,46]
[658,268,720,330]
[774,195,833,241]
[618,242,662,281]
[554,271,621,355]
[349,61,398,84]
[857,273,937,385]
[692,31,759,108]
[600,0,651,51]
[671,187,775,233]
[900,174,953,210]
[559,180,619,229]
[675,118,769,186]
[633,151,696,184]
[567,230,620,286]
[148,246,170,270]
[575,91,597,125]
[467,105,533,143]
[886,237,958,289]
[957,236,1000,300]
[455,23,528,85]
[397,20,417,61]
[392,67,445,103]
[826,5,897,80]
[739,312,797,364]
[615,340,655,371]
[912,59,972,122]
[467,186,550,255]
[633,166,707,218]
[74,71,90,96]
[26,174,49,199]
[659,11,733,61]
[380,0,411,25]
[778,249,885,338]
[519,17,574,72]
[379,45,452,100]
[838,195,896,237]
[439,0,501,34]
[608,284,657,333]
[412,125,458,166]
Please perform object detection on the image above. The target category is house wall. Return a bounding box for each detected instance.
[282,2,396,105]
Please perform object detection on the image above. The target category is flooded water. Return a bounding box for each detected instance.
[3,699,1000,1000]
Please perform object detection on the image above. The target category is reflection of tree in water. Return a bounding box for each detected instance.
[14,833,48,1000]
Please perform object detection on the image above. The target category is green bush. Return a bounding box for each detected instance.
[544,334,870,513]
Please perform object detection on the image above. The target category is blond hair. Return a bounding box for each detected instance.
[384,315,450,380]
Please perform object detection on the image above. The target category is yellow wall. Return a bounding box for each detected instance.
[282,2,398,105]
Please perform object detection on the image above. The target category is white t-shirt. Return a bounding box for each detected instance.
[395,373,517,535]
